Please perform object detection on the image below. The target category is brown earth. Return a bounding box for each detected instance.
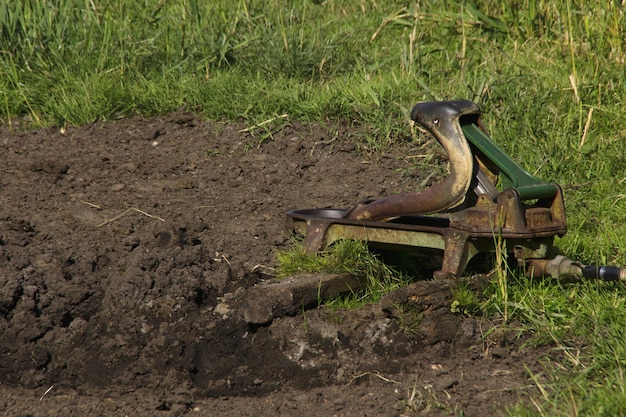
[0,111,547,416]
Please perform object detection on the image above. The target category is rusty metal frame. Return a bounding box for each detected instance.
[288,183,566,279]
[287,100,569,279]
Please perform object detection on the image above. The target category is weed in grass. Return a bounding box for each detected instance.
[450,283,480,316]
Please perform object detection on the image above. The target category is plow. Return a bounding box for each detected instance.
[244,100,625,324]
[288,100,626,282]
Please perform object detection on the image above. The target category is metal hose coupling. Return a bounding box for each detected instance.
[528,255,626,281]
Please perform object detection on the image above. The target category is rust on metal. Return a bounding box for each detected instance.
[287,100,569,279]
[343,100,479,221]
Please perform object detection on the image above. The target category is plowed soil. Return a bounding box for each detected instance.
[0,111,546,416]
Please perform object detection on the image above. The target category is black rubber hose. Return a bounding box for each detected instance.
[582,265,626,281]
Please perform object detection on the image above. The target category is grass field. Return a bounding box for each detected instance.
[2,0,626,414]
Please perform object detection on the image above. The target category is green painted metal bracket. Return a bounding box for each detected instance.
[461,123,558,200]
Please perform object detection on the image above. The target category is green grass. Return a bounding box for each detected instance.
[498,278,626,416]
[276,240,411,307]
[3,0,626,414]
